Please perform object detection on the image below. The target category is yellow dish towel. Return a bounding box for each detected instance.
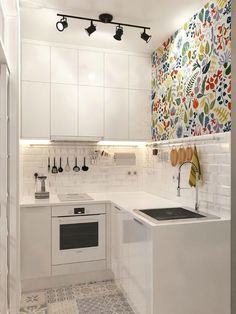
[189,145,201,187]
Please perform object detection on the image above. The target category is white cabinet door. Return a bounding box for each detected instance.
[104,88,128,140]
[78,86,104,137]
[129,90,151,140]
[127,215,152,314]
[51,84,77,137]
[79,50,104,86]
[129,56,151,90]
[105,53,128,88]
[22,43,50,82]
[21,207,51,279]
[51,47,77,84]
[21,81,50,139]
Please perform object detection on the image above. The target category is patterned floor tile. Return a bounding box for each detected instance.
[76,292,134,314]
[21,291,46,308]
[21,280,135,314]
[46,285,75,304]
[47,300,78,314]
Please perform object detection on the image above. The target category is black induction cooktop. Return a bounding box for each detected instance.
[139,207,206,221]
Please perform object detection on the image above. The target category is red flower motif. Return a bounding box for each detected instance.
[192,98,199,109]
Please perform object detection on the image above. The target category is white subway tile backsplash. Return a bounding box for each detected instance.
[20,133,231,219]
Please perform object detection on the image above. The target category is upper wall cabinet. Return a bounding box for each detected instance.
[22,43,50,82]
[22,81,50,139]
[129,90,151,140]
[51,84,77,137]
[105,53,128,88]
[105,88,129,140]
[78,86,104,137]
[79,50,104,86]
[129,56,151,90]
[51,47,77,84]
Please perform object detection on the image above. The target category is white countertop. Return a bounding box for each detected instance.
[20,191,226,227]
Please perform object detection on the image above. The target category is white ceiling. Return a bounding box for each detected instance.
[20,0,208,54]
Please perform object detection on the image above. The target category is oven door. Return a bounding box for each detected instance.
[52,214,106,265]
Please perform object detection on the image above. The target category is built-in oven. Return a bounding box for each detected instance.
[52,204,106,265]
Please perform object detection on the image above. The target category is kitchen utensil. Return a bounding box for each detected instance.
[186,146,193,161]
[178,146,186,164]
[65,157,70,172]
[48,157,50,173]
[58,157,63,173]
[170,147,178,167]
[82,157,89,171]
[73,157,80,172]
[52,157,58,174]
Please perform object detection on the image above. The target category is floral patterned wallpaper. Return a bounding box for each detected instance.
[151,0,231,140]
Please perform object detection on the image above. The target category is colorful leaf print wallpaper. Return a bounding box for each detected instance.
[151,0,231,140]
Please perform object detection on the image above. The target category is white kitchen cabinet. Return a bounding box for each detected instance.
[21,207,51,280]
[51,47,77,84]
[78,86,104,137]
[126,215,152,314]
[21,81,50,139]
[105,53,128,88]
[104,88,128,139]
[79,50,104,86]
[111,206,152,314]
[129,55,151,90]
[129,89,151,140]
[22,43,50,82]
[51,84,77,137]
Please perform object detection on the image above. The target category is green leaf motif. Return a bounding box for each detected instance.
[186,71,199,95]
[199,112,204,126]
[205,42,210,54]
[199,8,204,22]
[202,61,211,74]
[201,76,207,94]
[176,98,181,106]
[226,65,231,75]
[184,112,188,124]
[199,54,204,62]
[182,42,190,55]
[210,100,215,109]
[204,103,209,114]
[190,108,193,118]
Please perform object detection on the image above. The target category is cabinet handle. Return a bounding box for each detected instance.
[74,208,85,214]
[133,218,144,225]
[114,206,121,211]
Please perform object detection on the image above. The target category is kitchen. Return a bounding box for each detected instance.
[0,0,234,313]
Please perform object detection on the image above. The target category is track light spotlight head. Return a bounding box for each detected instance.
[85,21,96,36]
[141,29,151,43]
[113,25,123,41]
[56,17,68,32]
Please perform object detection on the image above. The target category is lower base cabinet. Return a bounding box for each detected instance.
[111,205,152,314]
[21,206,51,280]
[111,206,230,314]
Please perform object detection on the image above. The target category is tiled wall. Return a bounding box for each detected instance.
[143,132,231,218]
[20,133,230,218]
[20,144,145,197]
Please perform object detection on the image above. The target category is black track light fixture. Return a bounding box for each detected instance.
[113,25,123,41]
[56,13,151,43]
[85,21,96,36]
[141,28,152,43]
[56,17,68,32]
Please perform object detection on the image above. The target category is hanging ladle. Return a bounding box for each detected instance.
[82,157,89,171]
[73,157,80,172]
[58,157,63,173]
[65,157,70,172]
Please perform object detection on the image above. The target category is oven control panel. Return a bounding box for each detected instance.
[52,203,106,217]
